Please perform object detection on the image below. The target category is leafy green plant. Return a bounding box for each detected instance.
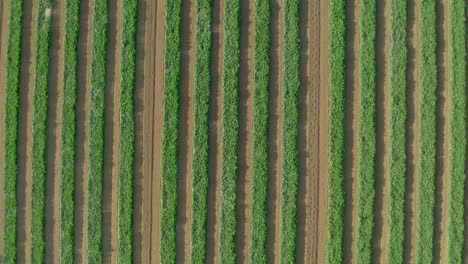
[250,0,270,262]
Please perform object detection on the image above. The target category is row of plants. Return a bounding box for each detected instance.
[60,0,80,262]
[356,0,377,263]
[447,0,466,262]
[31,0,53,262]
[3,0,24,262]
[387,0,407,262]
[416,0,437,262]
[160,0,182,262]
[190,0,212,262]
[118,0,138,262]
[87,0,109,261]
[219,0,241,262]
[326,0,347,262]
[250,0,270,262]
[280,0,300,262]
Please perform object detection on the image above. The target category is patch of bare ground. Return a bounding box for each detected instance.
[266,0,283,262]
[207,0,224,262]
[133,0,146,261]
[144,0,164,262]
[17,0,37,261]
[45,0,64,262]
[343,0,359,262]
[236,0,254,262]
[403,0,420,261]
[175,0,196,262]
[317,0,330,262]
[0,0,10,259]
[433,0,450,262]
[74,0,93,261]
[373,0,390,262]
[102,0,122,261]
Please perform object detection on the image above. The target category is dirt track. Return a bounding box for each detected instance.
[102,0,122,261]
[343,0,360,262]
[45,0,65,262]
[74,0,93,261]
[0,0,10,259]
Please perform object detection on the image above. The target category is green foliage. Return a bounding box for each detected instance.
[118,0,138,262]
[356,0,377,263]
[190,0,212,262]
[31,0,53,262]
[280,0,300,262]
[3,0,24,262]
[415,0,437,263]
[326,0,346,262]
[60,0,80,262]
[219,0,241,262]
[250,0,270,262]
[387,0,407,263]
[160,0,182,262]
[447,0,466,262]
[88,0,108,261]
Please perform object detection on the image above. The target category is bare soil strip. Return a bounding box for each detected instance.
[266,0,283,262]
[175,0,196,262]
[317,0,330,262]
[373,0,390,262]
[236,0,254,262]
[45,0,65,262]
[403,0,420,261]
[343,0,359,262]
[207,0,224,262]
[133,0,146,261]
[102,0,122,261]
[433,0,450,262]
[74,0,93,261]
[145,0,164,262]
[0,0,10,259]
[17,0,37,261]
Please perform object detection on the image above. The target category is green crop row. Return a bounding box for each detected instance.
[447,0,466,262]
[387,0,407,263]
[190,0,212,262]
[60,0,80,262]
[250,0,270,262]
[3,0,24,263]
[219,0,241,262]
[160,0,182,262]
[31,0,52,262]
[88,0,108,261]
[326,0,346,262]
[356,0,377,263]
[415,0,437,263]
[118,0,138,262]
[280,0,300,262]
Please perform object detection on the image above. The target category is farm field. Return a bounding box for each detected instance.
[0,0,467,263]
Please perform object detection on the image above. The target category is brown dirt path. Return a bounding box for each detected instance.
[17,0,37,261]
[176,0,196,262]
[74,0,93,261]
[373,0,390,262]
[237,0,254,262]
[266,0,283,262]
[0,0,10,259]
[206,0,224,262]
[434,0,450,262]
[45,0,65,262]
[403,0,420,261]
[102,0,122,261]
[143,0,164,262]
[133,0,147,261]
[343,0,360,262]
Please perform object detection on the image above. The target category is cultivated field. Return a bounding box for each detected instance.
[0,0,467,263]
